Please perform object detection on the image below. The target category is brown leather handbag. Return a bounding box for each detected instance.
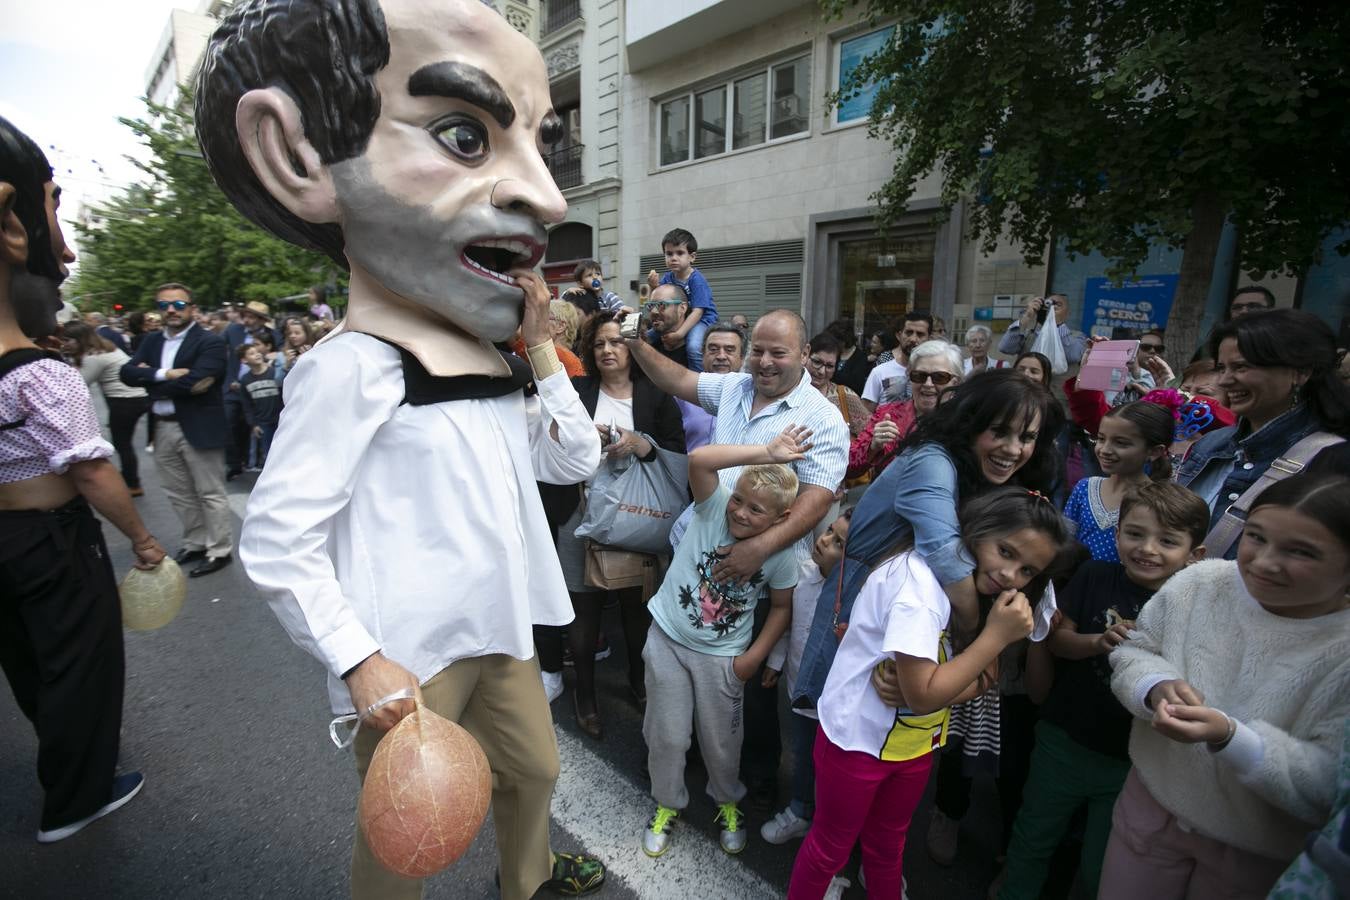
[583,540,660,601]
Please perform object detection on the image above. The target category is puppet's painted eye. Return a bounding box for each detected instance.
[433,118,488,161]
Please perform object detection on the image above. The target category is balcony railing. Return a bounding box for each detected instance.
[546,144,584,190]
[542,0,581,36]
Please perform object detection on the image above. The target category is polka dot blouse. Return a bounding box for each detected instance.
[1064,477,1120,562]
[0,357,113,484]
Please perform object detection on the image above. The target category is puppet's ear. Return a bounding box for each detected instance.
[0,184,29,267]
[235,87,339,224]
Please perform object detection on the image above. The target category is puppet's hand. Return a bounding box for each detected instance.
[345,652,423,733]
[515,269,552,348]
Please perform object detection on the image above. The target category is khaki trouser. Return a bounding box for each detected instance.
[153,420,232,558]
[350,654,559,900]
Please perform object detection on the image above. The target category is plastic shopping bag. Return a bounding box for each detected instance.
[1030,320,1069,375]
[575,438,689,554]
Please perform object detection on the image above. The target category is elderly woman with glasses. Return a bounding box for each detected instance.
[806,330,869,438]
[847,340,965,481]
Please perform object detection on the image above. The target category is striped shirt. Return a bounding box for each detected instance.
[695,370,849,492]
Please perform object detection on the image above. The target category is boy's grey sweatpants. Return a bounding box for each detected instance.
[642,623,748,810]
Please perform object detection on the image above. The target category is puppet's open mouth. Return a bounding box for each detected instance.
[462,238,542,285]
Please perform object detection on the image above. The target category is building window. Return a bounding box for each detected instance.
[660,95,690,166]
[833,25,895,125]
[694,86,727,159]
[657,53,810,167]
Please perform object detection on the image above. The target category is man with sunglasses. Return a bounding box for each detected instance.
[644,283,692,369]
[121,284,232,577]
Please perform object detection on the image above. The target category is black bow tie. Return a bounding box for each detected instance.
[382,340,534,406]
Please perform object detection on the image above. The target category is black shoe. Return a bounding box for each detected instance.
[541,851,606,896]
[174,548,207,565]
[225,468,242,481]
[36,772,145,843]
[743,780,778,817]
[190,554,232,577]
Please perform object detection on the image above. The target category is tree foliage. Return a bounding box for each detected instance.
[824,0,1350,351]
[70,95,342,313]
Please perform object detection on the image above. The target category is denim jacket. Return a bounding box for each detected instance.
[791,443,973,707]
[1175,404,1325,556]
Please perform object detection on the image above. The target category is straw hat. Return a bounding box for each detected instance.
[243,300,273,322]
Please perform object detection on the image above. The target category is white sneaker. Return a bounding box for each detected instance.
[642,806,678,857]
[760,807,810,844]
[823,876,851,900]
[541,670,564,704]
[716,802,747,854]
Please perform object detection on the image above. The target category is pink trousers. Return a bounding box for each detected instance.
[1098,768,1290,900]
[787,728,932,900]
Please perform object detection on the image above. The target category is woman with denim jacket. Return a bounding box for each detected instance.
[792,370,1065,712]
[1175,310,1349,556]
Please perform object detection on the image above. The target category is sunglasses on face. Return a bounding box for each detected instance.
[910,370,955,386]
[1139,342,1165,353]
[157,300,189,311]
[643,299,684,312]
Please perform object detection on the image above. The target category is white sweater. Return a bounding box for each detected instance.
[1109,559,1350,861]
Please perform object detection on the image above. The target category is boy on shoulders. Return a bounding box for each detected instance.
[646,227,719,372]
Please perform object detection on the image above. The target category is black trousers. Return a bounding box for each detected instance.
[934,693,1039,850]
[222,392,249,473]
[105,396,148,489]
[739,597,782,789]
[0,498,125,830]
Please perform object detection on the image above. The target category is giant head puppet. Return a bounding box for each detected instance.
[0,116,74,339]
[195,0,567,372]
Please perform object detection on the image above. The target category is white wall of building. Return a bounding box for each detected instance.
[619,2,944,315]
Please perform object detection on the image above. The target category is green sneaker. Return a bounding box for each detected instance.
[716,802,746,854]
[642,805,679,857]
[541,851,606,896]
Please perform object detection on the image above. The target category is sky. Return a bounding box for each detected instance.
[0,0,189,281]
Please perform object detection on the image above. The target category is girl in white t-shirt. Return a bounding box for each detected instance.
[787,488,1071,899]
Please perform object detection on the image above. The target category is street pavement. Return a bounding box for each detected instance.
[1,437,1011,899]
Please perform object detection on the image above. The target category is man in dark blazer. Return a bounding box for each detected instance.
[121,283,233,576]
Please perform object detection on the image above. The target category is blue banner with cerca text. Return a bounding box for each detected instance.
[1082,274,1178,337]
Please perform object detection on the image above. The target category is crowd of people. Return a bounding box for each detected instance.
[517,229,1350,900]
[4,100,1350,900]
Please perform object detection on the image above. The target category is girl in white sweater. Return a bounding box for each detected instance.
[1103,472,1350,899]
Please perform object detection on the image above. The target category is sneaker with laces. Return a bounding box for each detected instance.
[760,807,810,844]
[642,805,678,857]
[540,851,606,896]
[927,808,960,865]
[36,772,144,843]
[716,802,746,854]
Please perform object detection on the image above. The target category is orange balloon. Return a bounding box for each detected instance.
[358,705,492,878]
